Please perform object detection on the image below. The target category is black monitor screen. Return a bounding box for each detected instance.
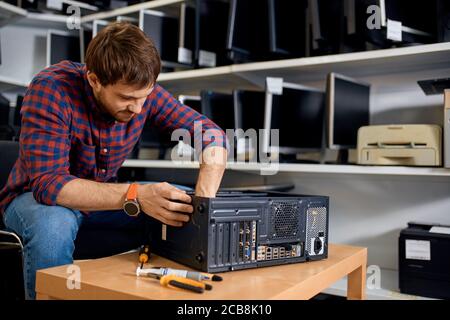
[80,28,93,62]
[181,98,202,114]
[309,0,345,55]
[269,0,307,57]
[331,75,370,148]
[140,121,175,148]
[50,33,81,65]
[14,95,24,127]
[142,12,178,63]
[197,0,230,65]
[179,4,196,56]
[200,91,234,132]
[0,94,10,126]
[227,0,251,58]
[271,87,325,150]
[227,0,270,62]
[234,90,266,132]
[385,0,436,35]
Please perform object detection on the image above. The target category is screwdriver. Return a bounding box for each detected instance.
[138,245,151,269]
[144,273,211,294]
[137,266,222,282]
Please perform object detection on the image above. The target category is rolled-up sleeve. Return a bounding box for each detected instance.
[20,77,77,205]
[148,85,230,153]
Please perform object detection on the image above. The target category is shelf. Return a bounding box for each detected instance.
[157,42,450,94]
[0,75,29,88]
[0,2,27,27]
[80,0,185,23]
[322,268,436,300]
[0,75,30,93]
[158,65,250,94]
[121,160,450,177]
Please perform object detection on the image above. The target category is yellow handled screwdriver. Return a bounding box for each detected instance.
[144,273,212,294]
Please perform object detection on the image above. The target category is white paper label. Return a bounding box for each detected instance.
[199,50,217,67]
[405,239,430,260]
[387,19,402,42]
[178,47,192,64]
[429,226,450,235]
[47,0,64,10]
[266,77,283,95]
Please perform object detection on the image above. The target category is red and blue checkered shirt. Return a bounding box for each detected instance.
[0,61,227,215]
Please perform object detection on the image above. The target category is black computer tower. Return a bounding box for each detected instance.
[149,191,329,273]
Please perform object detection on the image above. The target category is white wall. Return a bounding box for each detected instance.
[0,24,48,83]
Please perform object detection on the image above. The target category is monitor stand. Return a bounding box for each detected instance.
[325,150,349,165]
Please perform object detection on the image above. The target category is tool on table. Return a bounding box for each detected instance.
[137,266,222,282]
[138,245,150,269]
[142,272,211,294]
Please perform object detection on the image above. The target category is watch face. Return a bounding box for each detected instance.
[124,201,140,216]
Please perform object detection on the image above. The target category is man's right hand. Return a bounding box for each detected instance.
[137,182,193,227]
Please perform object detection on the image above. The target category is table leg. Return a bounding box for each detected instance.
[347,263,367,300]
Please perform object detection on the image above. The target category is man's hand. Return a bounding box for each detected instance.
[138,182,193,227]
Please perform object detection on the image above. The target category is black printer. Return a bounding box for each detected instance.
[399,222,450,299]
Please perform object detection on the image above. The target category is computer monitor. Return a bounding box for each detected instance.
[0,94,10,126]
[308,0,345,56]
[234,90,266,132]
[92,20,109,37]
[46,30,81,66]
[383,0,435,44]
[339,0,382,52]
[138,119,177,159]
[178,95,202,114]
[0,94,14,140]
[13,95,23,127]
[196,0,230,67]
[268,0,308,58]
[326,72,370,154]
[226,0,251,62]
[178,3,196,65]
[139,9,179,67]
[226,0,270,63]
[233,90,266,158]
[264,81,325,156]
[200,91,234,132]
[79,26,93,63]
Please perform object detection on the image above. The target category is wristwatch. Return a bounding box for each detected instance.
[123,183,141,217]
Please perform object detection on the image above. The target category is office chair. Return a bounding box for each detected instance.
[0,140,25,300]
[0,94,15,141]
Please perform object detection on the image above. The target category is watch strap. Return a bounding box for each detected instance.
[126,183,139,201]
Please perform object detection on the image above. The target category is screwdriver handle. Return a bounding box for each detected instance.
[167,280,204,294]
[160,275,208,293]
[138,245,150,264]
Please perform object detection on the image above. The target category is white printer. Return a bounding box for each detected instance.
[357,124,442,166]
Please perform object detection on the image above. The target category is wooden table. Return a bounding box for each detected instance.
[36,243,367,300]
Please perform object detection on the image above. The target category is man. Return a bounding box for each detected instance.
[0,22,228,299]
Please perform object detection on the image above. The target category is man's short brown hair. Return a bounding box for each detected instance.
[85,22,161,88]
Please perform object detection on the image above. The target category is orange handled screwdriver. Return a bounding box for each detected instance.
[144,273,211,294]
[138,245,151,269]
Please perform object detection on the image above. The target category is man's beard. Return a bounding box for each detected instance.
[94,90,110,116]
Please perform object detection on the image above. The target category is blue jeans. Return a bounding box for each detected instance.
[2,183,193,300]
